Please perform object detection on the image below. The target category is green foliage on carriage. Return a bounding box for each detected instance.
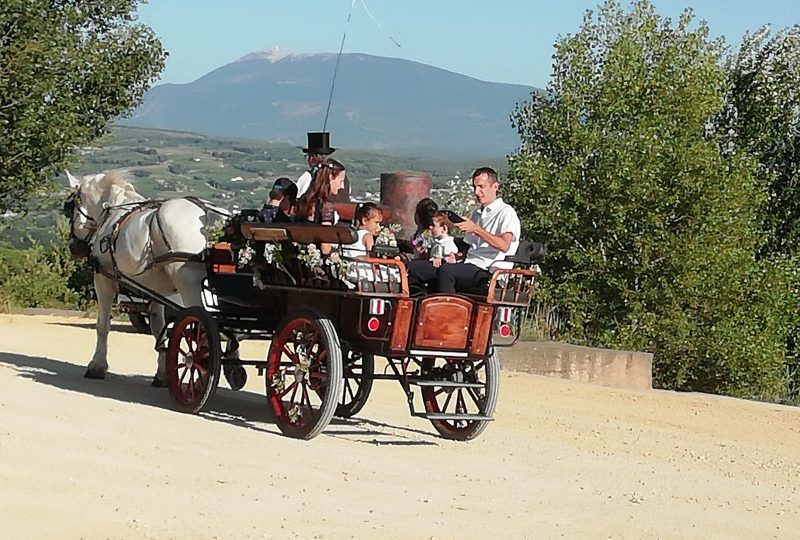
[0,0,166,214]
[506,0,800,402]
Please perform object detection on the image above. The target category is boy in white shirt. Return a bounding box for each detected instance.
[428,211,459,267]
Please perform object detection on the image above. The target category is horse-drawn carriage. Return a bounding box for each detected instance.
[65,172,539,441]
[158,215,538,440]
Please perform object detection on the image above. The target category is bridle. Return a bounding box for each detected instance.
[63,188,98,257]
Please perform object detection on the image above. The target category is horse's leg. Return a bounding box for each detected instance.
[85,273,116,379]
[148,301,169,388]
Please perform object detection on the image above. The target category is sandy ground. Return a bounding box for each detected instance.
[0,313,798,540]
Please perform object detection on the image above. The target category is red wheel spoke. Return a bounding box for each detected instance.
[289,380,299,404]
[441,389,454,412]
[302,384,313,411]
[344,380,355,401]
[456,390,467,414]
[467,387,482,405]
[276,380,298,399]
[281,344,300,365]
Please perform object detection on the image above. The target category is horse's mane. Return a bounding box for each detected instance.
[88,172,146,208]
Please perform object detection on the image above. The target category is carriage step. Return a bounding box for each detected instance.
[410,380,485,389]
[419,413,494,421]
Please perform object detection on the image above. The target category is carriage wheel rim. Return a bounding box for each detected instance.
[169,316,212,406]
[421,358,493,435]
[267,318,330,431]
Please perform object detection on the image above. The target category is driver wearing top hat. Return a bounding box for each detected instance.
[295,132,336,197]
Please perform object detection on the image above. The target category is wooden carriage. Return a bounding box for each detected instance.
[163,218,538,441]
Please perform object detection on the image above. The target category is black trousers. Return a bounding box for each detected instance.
[407,260,490,293]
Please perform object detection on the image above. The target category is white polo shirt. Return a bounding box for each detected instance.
[464,197,521,270]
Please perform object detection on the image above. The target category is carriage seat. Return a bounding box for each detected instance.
[240,222,358,245]
[410,239,545,298]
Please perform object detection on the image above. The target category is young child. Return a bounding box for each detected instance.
[428,211,459,267]
[409,197,438,258]
[343,202,382,258]
[258,177,297,223]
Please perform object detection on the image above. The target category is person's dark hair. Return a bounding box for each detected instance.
[296,158,345,221]
[355,202,381,225]
[269,177,297,202]
[414,197,438,229]
[472,167,499,185]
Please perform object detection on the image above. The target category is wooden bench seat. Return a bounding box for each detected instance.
[240,222,358,245]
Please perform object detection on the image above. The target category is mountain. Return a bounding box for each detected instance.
[121,51,538,158]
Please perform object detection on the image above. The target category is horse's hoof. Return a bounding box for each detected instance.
[84,368,107,380]
[151,376,168,388]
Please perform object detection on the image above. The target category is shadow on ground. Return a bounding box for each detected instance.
[50,320,141,334]
[0,351,437,446]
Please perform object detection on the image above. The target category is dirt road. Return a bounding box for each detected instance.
[0,314,798,539]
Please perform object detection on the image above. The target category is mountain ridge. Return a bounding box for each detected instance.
[122,52,538,158]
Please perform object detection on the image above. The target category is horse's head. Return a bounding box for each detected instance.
[63,170,143,258]
[64,170,103,258]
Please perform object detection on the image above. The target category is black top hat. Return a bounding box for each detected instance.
[303,132,335,155]
[271,177,298,200]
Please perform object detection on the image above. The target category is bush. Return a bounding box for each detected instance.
[0,219,94,310]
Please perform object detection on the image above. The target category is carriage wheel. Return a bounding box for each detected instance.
[166,307,222,414]
[420,349,500,441]
[265,309,342,439]
[335,344,374,418]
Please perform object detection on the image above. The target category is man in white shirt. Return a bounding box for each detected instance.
[295,132,336,196]
[437,167,521,293]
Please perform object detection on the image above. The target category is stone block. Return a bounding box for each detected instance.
[498,341,653,390]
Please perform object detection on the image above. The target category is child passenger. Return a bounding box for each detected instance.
[342,202,382,258]
[428,211,459,267]
[342,202,401,289]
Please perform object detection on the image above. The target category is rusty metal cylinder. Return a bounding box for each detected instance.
[380,172,432,238]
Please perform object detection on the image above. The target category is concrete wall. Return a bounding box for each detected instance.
[498,341,653,390]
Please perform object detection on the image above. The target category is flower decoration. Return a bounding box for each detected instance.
[411,229,434,257]
[376,223,401,248]
[237,245,255,268]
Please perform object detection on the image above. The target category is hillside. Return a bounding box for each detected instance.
[0,126,505,249]
[120,51,537,158]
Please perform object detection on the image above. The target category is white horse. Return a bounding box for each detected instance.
[65,170,226,386]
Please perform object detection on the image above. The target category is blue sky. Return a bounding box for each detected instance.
[138,0,800,89]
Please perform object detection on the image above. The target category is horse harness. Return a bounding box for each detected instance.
[69,194,217,278]
[99,197,214,278]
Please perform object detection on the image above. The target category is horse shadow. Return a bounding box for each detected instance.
[0,351,436,446]
[52,321,141,334]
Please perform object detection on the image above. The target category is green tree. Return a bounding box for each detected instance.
[506,0,797,400]
[0,0,165,213]
[720,26,800,400]
[721,25,800,257]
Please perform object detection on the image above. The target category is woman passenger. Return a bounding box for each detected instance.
[295,157,346,225]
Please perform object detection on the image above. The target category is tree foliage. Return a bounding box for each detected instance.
[720,25,800,257]
[0,0,165,212]
[506,0,799,400]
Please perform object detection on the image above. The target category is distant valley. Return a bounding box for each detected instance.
[1,126,506,249]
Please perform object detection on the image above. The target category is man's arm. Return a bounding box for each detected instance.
[455,220,514,253]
